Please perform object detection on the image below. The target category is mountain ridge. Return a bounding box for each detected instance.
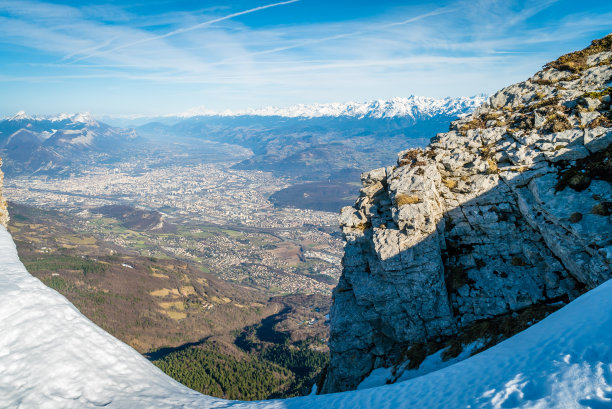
[173,95,487,120]
[74,95,488,126]
[0,96,485,181]
[6,96,486,124]
[4,111,97,124]
[133,98,484,183]
[0,113,139,176]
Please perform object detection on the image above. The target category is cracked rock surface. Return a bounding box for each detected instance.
[322,35,612,393]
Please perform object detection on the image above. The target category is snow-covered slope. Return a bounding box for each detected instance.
[1,225,611,408]
[0,226,226,409]
[176,95,486,119]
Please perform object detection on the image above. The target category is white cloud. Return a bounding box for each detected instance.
[67,0,301,63]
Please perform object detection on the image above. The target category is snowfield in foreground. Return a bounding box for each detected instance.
[0,225,611,409]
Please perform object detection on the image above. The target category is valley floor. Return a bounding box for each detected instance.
[5,202,330,400]
[5,160,343,295]
[1,225,611,408]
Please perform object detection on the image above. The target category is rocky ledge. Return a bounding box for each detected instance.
[322,35,612,393]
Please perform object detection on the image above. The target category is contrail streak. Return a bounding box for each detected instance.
[212,6,457,64]
[67,0,300,63]
[61,37,117,62]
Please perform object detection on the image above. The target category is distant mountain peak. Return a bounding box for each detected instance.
[9,110,31,121]
[70,112,96,125]
[176,95,487,119]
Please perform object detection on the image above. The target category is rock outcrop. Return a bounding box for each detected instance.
[322,35,612,393]
[0,157,8,227]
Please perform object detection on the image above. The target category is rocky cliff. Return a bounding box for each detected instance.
[0,157,8,227]
[322,35,612,393]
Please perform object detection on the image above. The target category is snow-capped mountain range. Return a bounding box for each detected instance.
[84,95,487,125]
[5,110,98,125]
[1,110,136,150]
[0,111,138,175]
[0,96,485,178]
[3,96,487,130]
[175,95,487,119]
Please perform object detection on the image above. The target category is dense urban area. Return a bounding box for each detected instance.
[5,159,344,295]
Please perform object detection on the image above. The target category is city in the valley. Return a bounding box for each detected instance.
[6,158,344,295]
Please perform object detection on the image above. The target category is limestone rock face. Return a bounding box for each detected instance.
[0,157,8,227]
[322,35,612,393]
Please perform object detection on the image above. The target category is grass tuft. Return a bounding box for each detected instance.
[545,34,612,73]
[395,194,421,206]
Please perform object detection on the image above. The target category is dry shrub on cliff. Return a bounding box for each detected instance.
[591,202,612,216]
[524,96,561,112]
[533,78,556,86]
[399,149,425,167]
[569,212,583,223]
[395,194,421,206]
[583,87,612,99]
[509,113,535,131]
[555,143,612,191]
[486,159,499,174]
[441,302,564,361]
[545,34,612,73]
[511,256,528,266]
[588,115,612,128]
[442,178,458,189]
[354,222,370,231]
[543,113,572,133]
[458,117,486,135]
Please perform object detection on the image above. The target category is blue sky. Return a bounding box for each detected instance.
[0,0,610,116]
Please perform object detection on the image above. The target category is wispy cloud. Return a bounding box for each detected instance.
[213,6,458,64]
[66,0,300,63]
[0,0,610,115]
